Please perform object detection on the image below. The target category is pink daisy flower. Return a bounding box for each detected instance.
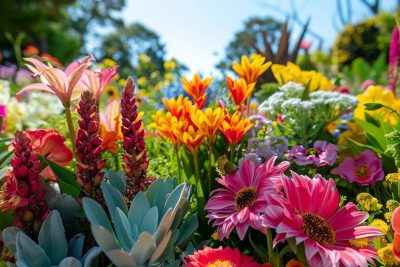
[287,140,338,167]
[183,246,268,267]
[205,157,290,240]
[331,150,384,186]
[262,172,382,267]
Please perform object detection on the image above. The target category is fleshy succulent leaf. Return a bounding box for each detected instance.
[102,181,129,222]
[129,232,156,265]
[128,191,150,228]
[90,224,120,252]
[106,249,137,267]
[140,206,159,235]
[149,230,172,265]
[16,232,52,267]
[68,234,85,260]
[82,197,114,234]
[164,183,186,214]
[38,210,68,265]
[176,214,198,247]
[146,179,167,211]
[82,247,102,267]
[154,208,173,245]
[59,257,82,267]
[105,170,126,194]
[114,208,133,251]
[2,227,22,254]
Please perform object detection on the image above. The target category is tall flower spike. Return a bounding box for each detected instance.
[121,77,151,201]
[0,131,49,237]
[75,90,106,198]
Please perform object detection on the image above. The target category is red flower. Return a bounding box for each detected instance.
[26,129,73,181]
[184,246,264,267]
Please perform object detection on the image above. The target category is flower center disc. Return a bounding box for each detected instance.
[208,260,232,267]
[302,212,336,245]
[235,186,257,211]
[354,164,370,180]
[306,148,319,156]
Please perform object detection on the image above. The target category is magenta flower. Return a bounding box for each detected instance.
[205,157,290,240]
[331,150,384,186]
[287,140,338,167]
[81,66,118,103]
[262,172,382,267]
[389,25,400,92]
[17,55,93,107]
[0,104,6,132]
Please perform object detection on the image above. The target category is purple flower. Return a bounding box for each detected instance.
[0,65,17,79]
[288,140,338,167]
[15,69,33,84]
[331,150,384,186]
[267,135,288,156]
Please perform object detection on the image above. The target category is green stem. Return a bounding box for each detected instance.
[207,144,213,195]
[65,106,77,158]
[193,150,201,195]
[174,146,182,183]
[229,143,235,162]
[266,228,273,261]
[114,153,120,171]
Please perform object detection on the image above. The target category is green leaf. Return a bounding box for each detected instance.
[59,257,82,267]
[2,227,22,254]
[114,208,133,252]
[355,118,387,149]
[101,182,128,222]
[129,232,156,266]
[364,103,383,111]
[105,249,136,267]
[38,155,82,197]
[16,232,52,267]
[128,192,150,228]
[82,247,102,267]
[38,210,68,265]
[104,170,126,193]
[164,183,186,214]
[140,207,159,235]
[176,214,198,247]
[90,225,120,252]
[0,138,12,145]
[146,179,166,208]
[346,138,377,154]
[0,151,12,169]
[68,234,85,260]
[82,198,114,234]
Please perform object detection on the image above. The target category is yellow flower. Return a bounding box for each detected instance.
[173,124,205,155]
[190,107,226,144]
[354,85,400,125]
[349,238,369,248]
[137,77,147,86]
[387,200,400,212]
[151,110,185,147]
[232,55,271,84]
[102,58,117,67]
[338,121,366,145]
[356,192,382,212]
[386,171,400,185]
[104,86,119,99]
[164,60,176,70]
[369,219,389,234]
[162,95,194,119]
[378,244,400,267]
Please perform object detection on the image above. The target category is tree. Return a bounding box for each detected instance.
[99,22,167,76]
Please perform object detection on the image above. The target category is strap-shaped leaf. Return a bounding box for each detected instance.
[114,208,133,251]
[129,232,156,266]
[106,249,137,267]
[82,247,102,267]
[38,210,68,265]
[58,257,82,267]
[140,206,159,235]
[128,192,150,228]
[2,227,22,253]
[102,181,128,222]
[68,234,85,260]
[91,225,120,252]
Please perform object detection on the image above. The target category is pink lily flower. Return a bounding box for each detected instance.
[17,55,94,107]
[81,66,119,102]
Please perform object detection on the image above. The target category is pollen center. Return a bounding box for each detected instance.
[306,148,319,156]
[302,213,336,245]
[208,260,232,267]
[235,186,257,211]
[354,164,370,179]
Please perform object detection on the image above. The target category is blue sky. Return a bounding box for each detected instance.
[122,0,397,75]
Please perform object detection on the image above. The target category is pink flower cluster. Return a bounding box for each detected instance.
[288,140,338,167]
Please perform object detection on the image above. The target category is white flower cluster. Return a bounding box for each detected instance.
[0,80,11,105]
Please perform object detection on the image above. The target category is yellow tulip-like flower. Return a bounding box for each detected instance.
[354,85,400,125]
[181,74,213,106]
[226,77,255,106]
[173,124,205,155]
[219,111,253,145]
[162,95,194,119]
[271,62,333,91]
[190,107,226,144]
[232,55,271,84]
[338,121,366,145]
[151,110,185,147]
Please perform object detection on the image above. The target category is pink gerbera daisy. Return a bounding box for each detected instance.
[183,246,268,267]
[262,172,382,267]
[205,157,290,240]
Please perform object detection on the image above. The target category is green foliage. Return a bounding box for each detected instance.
[82,179,197,266]
[332,12,396,69]
[385,130,400,169]
[2,210,101,267]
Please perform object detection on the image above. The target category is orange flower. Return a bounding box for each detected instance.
[220,111,253,145]
[151,110,186,147]
[195,93,207,109]
[173,124,205,155]
[181,73,213,103]
[232,55,271,84]
[162,95,194,119]
[100,99,123,153]
[226,77,255,106]
[190,107,226,144]
[23,45,39,56]
[285,259,304,267]
[26,129,73,180]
